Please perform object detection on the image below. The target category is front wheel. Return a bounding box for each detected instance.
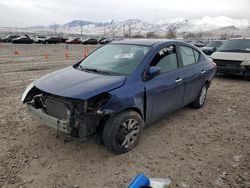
[192,84,208,109]
[102,111,144,154]
[244,71,250,81]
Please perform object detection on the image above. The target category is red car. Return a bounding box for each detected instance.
[66,38,81,44]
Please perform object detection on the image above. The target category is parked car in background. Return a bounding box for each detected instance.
[82,38,98,45]
[193,41,207,48]
[12,35,34,44]
[21,39,216,154]
[98,37,106,43]
[66,38,82,44]
[184,40,193,44]
[43,37,60,44]
[33,36,46,43]
[99,38,114,44]
[201,40,224,56]
[2,35,20,42]
[0,37,2,42]
[59,37,68,43]
[212,38,250,78]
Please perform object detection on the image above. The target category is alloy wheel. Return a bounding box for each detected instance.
[199,86,207,105]
[116,118,140,149]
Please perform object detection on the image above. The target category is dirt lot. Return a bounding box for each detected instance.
[0,43,249,188]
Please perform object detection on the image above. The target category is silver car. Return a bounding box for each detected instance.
[212,38,250,78]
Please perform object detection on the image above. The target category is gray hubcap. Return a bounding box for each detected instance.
[117,118,140,149]
[199,86,207,105]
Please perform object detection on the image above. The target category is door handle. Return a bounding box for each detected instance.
[201,70,206,74]
[175,78,183,83]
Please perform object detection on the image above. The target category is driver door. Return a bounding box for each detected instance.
[144,45,185,123]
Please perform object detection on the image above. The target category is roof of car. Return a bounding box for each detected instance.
[111,39,179,46]
[208,40,225,42]
[229,38,250,40]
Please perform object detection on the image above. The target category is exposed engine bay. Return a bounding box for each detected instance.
[24,86,110,139]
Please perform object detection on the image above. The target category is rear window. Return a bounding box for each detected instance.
[206,41,223,48]
[218,39,250,53]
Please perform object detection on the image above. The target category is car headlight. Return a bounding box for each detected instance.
[21,82,34,102]
[241,60,250,66]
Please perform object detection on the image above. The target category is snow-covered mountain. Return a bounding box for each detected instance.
[1,16,250,36]
[155,16,249,32]
[189,16,249,31]
[156,17,190,31]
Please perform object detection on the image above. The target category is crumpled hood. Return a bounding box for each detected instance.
[34,66,126,100]
[212,52,250,61]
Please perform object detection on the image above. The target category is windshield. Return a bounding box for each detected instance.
[78,44,150,75]
[206,41,223,48]
[218,39,250,53]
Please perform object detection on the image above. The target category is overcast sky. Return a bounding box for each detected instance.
[0,0,249,27]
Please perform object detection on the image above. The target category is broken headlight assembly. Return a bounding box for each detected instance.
[21,82,34,103]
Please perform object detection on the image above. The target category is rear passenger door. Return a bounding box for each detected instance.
[177,45,206,105]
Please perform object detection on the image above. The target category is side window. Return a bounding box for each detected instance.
[179,46,197,66]
[193,50,200,62]
[150,45,178,73]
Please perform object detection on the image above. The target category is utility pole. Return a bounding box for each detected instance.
[123,24,125,37]
[80,25,83,39]
[54,22,57,36]
[112,22,115,37]
[129,25,132,38]
[183,32,186,40]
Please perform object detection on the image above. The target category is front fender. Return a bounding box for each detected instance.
[100,82,145,120]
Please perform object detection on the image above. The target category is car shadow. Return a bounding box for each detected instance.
[215,74,250,81]
[33,105,196,158]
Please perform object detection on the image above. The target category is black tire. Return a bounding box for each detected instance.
[102,111,144,154]
[244,72,250,81]
[192,84,208,109]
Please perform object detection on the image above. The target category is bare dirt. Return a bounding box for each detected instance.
[0,43,249,188]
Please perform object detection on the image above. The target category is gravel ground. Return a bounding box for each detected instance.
[0,43,249,188]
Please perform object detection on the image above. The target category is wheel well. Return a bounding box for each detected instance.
[205,80,210,87]
[101,107,143,124]
[116,107,143,119]
[98,107,143,127]
[96,107,143,139]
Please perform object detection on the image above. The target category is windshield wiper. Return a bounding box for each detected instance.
[79,65,111,75]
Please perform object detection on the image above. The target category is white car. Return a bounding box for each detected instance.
[33,36,46,43]
[212,38,250,78]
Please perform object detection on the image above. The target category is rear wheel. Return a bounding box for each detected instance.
[192,84,208,109]
[102,111,143,154]
[244,71,250,81]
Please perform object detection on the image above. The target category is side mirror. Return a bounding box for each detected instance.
[146,66,161,80]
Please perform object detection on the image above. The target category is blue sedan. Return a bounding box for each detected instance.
[21,39,216,154]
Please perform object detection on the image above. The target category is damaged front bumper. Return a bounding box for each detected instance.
[27,104,71,133]
[22,84,111,139]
